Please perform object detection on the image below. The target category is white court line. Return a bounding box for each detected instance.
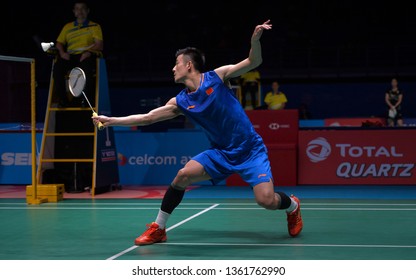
[214,208,416,211]
[3,207,416,211]
[0,202,218,206]
[303,203,416,206]
[106,203,219,260]
[0,207,211,210]
[2,202,416,206]
[157,242,416,249]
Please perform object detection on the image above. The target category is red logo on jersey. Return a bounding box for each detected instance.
[205,87,214,95]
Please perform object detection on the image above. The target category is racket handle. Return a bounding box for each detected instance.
[92,112,105,130]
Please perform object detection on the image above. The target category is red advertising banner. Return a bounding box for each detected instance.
[245,109,299,144]
[298,129,416,185]
[324,117,386,127]
[226,109,299,186]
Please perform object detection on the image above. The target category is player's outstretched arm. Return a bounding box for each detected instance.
[92,97,182,127]
[215,20,272,81]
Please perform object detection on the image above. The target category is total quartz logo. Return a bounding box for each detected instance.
[306,137,331,162]
[305,137,414,178]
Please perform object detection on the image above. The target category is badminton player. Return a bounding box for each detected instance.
[93,20,303,245]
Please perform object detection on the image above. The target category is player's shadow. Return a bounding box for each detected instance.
[174,228,289,243]
[161,228,298,259]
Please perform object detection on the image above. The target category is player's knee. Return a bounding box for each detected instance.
[175,168,191,186]
[255,192,277,210]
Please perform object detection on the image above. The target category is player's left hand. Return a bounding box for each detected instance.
[252,20,272,41]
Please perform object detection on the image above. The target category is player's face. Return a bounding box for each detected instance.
[172,54,189,83]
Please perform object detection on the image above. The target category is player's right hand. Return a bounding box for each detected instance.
[92,114,110,127]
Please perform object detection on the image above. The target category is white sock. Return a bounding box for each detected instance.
[155,209,170,229]
[286,198,298,214]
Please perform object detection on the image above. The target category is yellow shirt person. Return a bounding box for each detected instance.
[264,81,287,110]
[240,69,261,109]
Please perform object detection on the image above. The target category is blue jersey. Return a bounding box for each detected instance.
[176,71,265,158]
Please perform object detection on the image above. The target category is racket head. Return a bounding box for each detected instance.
[67,67,86,97]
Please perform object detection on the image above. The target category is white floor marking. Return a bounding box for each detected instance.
[106,203,219,260]
[158,242,416,249]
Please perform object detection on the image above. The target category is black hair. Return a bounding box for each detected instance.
[73,1,89,8]
[175,47,205,72]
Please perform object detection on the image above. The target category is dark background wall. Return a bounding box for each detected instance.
[2,0,416,121]
[30,80,416,126]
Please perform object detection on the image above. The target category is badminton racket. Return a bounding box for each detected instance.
[67,67,104,130]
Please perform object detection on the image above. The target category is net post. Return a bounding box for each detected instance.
[27,59,47,205]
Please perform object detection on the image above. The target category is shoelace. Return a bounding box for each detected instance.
[143,223,158,234]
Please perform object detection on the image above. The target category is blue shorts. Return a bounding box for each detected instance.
[192,143,273,187]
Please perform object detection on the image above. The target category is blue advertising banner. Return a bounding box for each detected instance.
[0,132,43,184]
[114,129,211,185]
[0,129,212,186]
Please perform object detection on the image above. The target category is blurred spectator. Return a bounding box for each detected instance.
[240,68,261,109]
[299,103,312,120]
[264,81,287,110]
[385,78,404,127]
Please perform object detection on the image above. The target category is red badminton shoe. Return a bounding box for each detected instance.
[134,222,167,245]
[287,195,303,237]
